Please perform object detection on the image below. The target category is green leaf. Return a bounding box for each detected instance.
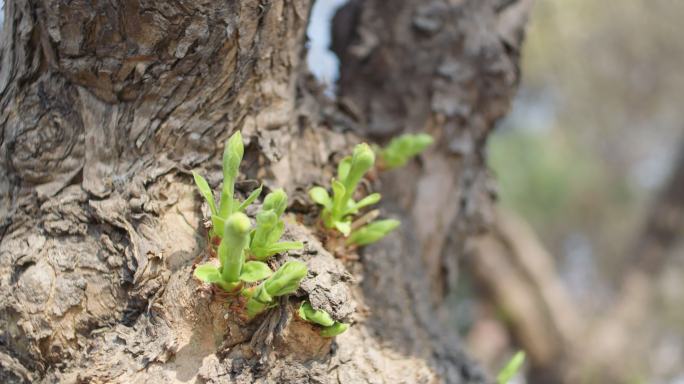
[262,189,288,216]
[245,260,307,318]
[342,143,375,196]
[333,220,352,236]
[298,301,335,327]
[249,190,294,261]
[380,133,434,169]
[194,264,222,283]
[240,261,273,282]
[347,219,400,246]
[266,221,285,245]
[337,156,352,181]
[331,180,346,220]
[237,185,263,212]
[250,210,278,254]
[309,187,332,210]
[496,351,526,384]
[192,172,217,216]
[252,241,303,260]
[320,322,349,337]
[316,143,379,236]
[211,215,225,239]
[265,241,304,254]
[264,260,308,297]
[246,284,272,318]
[218,132,245,218]
[347,193,381,214]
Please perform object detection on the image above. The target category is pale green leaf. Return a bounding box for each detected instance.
[347,219,400,245]
[194,264,222,284]
[192,172,217,215]
[262,189,288,216]
[218,132,244,217]
[380,133,434,169]
[264,261,308,297]
[343,143,375,194]
[337,156,352,181]
[333,220,352,236]
[496,351,526,384]
[240,261,273,283]
[347,193,381,214]
[298,301,335,327]
[331,180,346,220]
[238,185,263,212]
[309,187,332,210]
[212,215,225,238]
[320,322,349,337]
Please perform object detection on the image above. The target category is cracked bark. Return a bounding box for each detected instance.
[0,0,530,383]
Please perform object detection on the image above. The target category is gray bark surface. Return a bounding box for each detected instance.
[0,0,530,382]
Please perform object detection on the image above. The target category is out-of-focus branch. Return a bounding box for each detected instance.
[469,208,580,381]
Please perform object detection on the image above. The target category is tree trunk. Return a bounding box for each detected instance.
[0,0,530,382]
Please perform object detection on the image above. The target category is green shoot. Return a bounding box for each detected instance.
[246,261,308,318]
[346,219,400,246]
[191,131,311,318]
[218,213,251,284]
[298,301,349,337]
[218,132,244,219]
[496,351,526,384]
[377,133,433,170]
[249,189,304,260]
[310,142,400,245]
[192,131,263,238]
[194,212,272,292]
[309,143,380,236]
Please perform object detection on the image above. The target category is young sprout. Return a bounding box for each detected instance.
[246,261,308,318]
[191,131,310,317]
[346,219,400,246]
[309,143,381,236]
[310,143,400,246]
[496,351,526,384]
[298,301,349,337]
[194,212,272,292]
[192,131,262,237]
[249,189,304,260]
[377,133,433,169]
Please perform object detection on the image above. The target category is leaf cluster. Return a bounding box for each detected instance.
[192,132,306,318]
[245,261,308,318]
[309,143,398,246]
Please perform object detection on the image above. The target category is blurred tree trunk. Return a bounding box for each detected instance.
[0,0,530,382]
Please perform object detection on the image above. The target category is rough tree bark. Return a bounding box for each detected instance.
[0,0,530,383]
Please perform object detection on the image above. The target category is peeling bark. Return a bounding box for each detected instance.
[0,0,530,382]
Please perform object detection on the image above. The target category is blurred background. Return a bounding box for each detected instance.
[308,0,684,382]
[482,1,684,382]
[491,0,683,298]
